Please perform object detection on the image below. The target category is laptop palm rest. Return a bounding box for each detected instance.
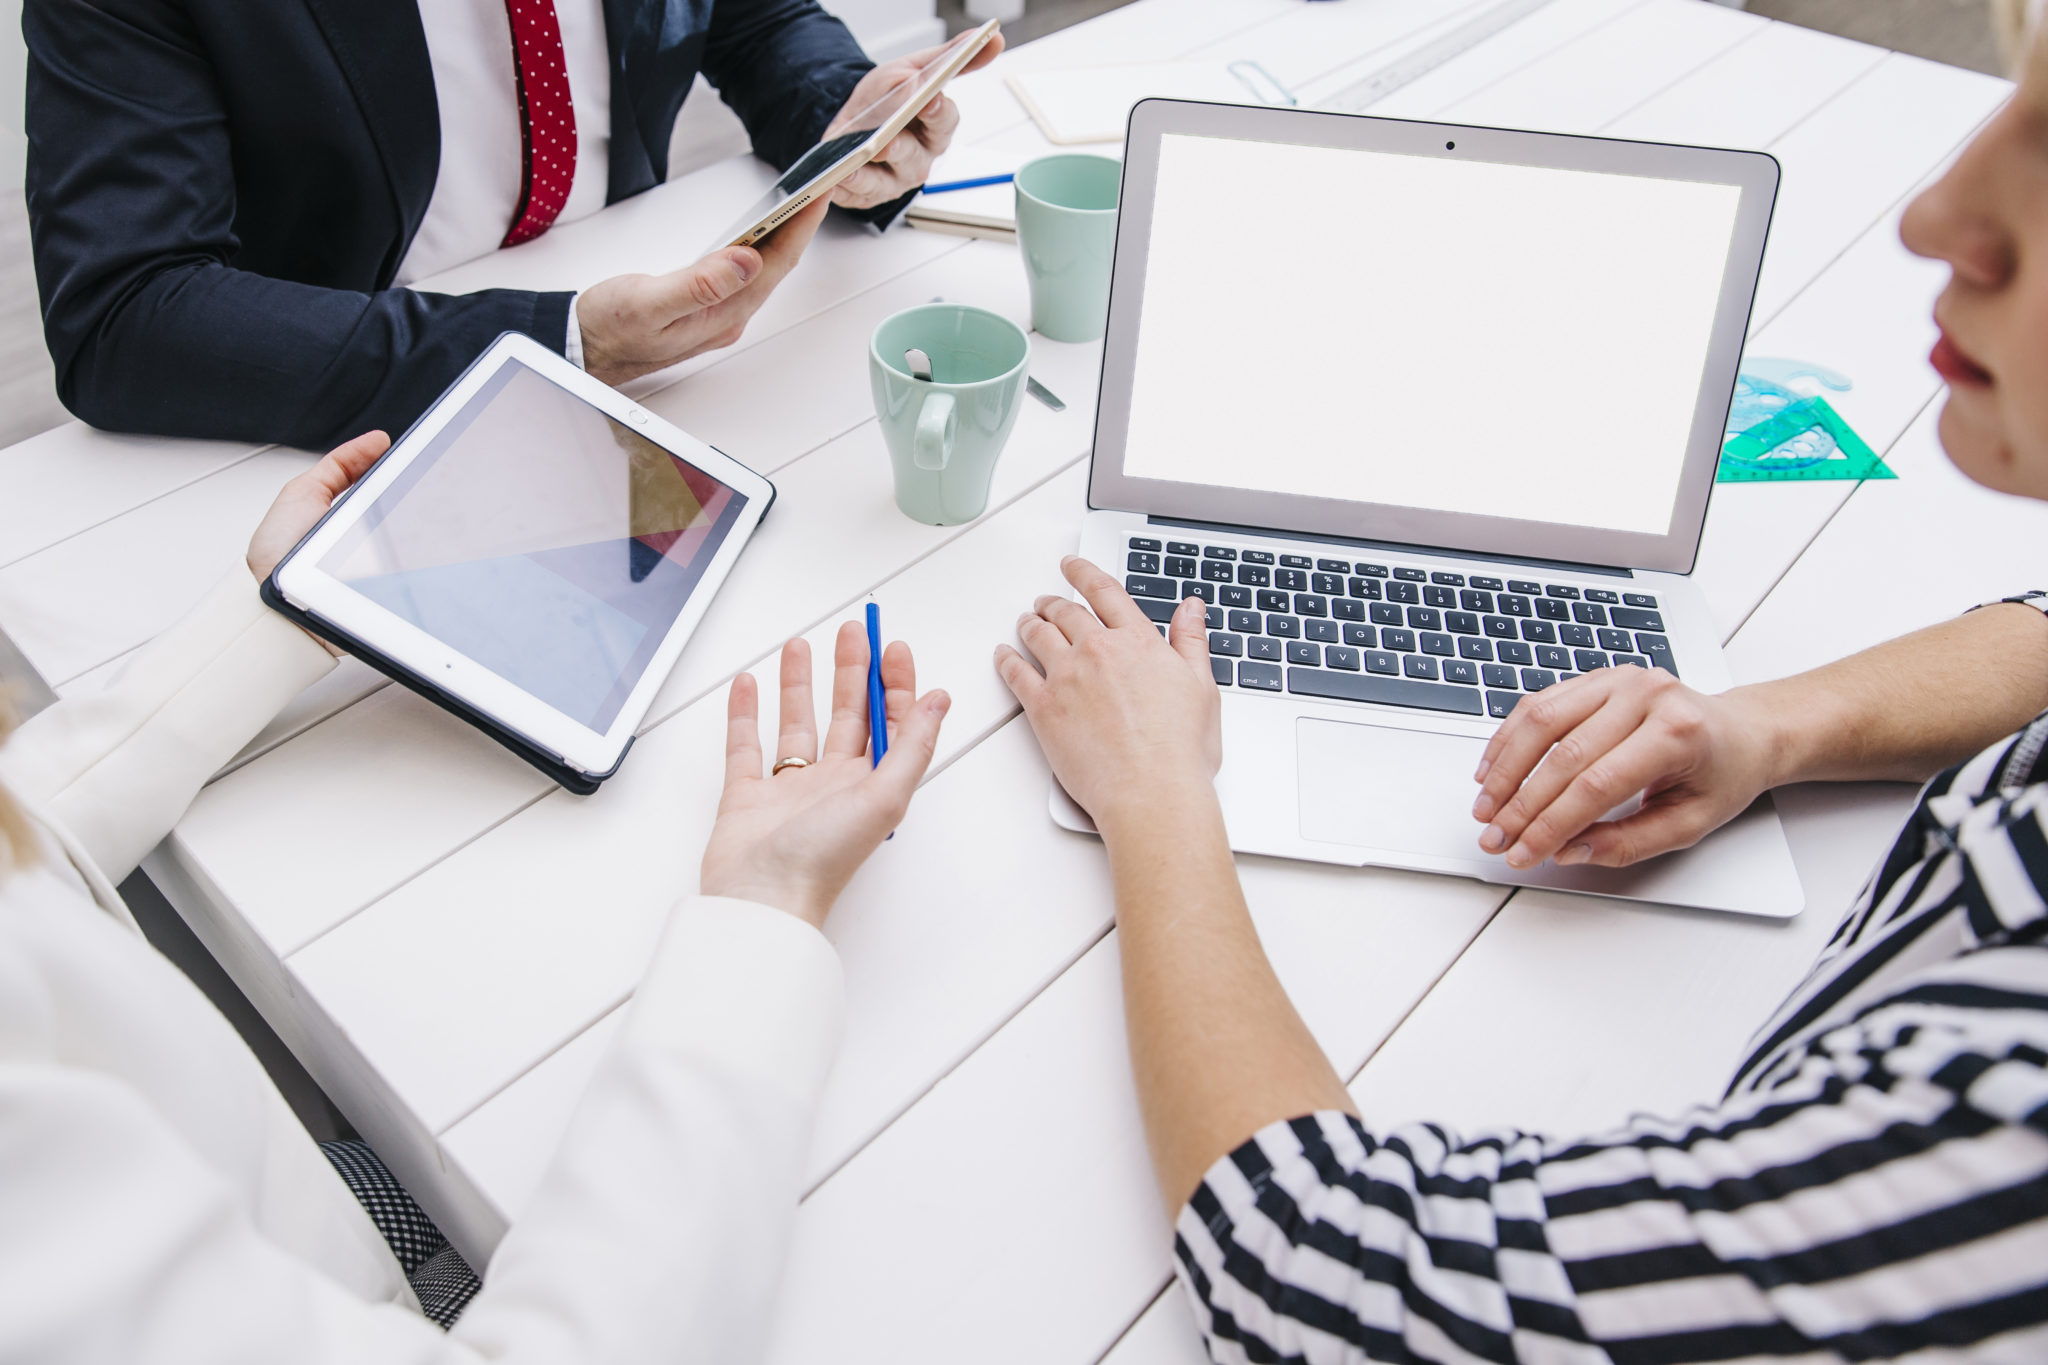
[1297,718,1490,859]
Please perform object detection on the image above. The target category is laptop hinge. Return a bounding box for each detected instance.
[1144,515,1634,578]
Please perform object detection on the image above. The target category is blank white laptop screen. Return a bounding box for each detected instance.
[1121,134,1744,536]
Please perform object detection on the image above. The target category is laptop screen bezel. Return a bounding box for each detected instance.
[1087,99,1780,575]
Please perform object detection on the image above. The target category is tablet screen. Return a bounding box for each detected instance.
[318,360,750,731]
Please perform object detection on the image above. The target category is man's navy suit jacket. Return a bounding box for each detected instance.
[24,0,879,448]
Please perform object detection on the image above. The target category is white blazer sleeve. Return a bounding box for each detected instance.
[0,572,335,882]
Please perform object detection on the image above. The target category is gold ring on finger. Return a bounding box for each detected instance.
[771,756,812,776]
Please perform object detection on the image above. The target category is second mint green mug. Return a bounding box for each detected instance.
[1014,153,1121,343]
[869,304,1031,525]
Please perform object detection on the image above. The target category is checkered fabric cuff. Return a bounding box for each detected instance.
[1970,591,2048,617]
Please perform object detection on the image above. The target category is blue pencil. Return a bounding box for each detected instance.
[865,601,888,768]
[921,173,1013,194]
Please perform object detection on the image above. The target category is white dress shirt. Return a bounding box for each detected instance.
[0,572,846,1362]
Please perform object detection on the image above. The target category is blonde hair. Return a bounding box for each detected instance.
[0,692,35,872]
[1994,0,2046,69]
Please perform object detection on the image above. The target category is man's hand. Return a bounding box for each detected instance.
[995,556,1222,830]
[579,197,830,387]
[701,624,950,927]
[826,33,1005,210]
[1471,667,1781,869]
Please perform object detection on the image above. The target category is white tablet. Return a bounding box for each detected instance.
[266,333,774,792]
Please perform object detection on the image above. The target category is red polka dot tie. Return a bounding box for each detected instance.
[500,0,578,247]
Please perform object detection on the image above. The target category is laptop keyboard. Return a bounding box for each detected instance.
[1124,535,1675,720]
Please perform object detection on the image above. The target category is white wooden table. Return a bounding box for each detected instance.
[0,3,2026,1362]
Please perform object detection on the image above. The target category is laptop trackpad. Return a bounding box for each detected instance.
[1297,717,1490,857]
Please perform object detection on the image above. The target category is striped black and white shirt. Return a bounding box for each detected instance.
[1177,675,2048,1361]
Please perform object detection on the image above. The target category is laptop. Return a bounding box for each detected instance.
[1056,98,1803,919]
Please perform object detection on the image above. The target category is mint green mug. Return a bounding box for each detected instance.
[869,304,1031,525]
[1014,154,1121,343]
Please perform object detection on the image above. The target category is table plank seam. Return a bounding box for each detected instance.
[1586,17,1776,137]
[1383,0,1657,116]
[0,443,274,575]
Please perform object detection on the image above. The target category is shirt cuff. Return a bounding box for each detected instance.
[565,292,585,370]
[1969,591,2048,617]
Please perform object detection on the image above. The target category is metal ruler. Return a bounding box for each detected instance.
[1319,0,1560,113]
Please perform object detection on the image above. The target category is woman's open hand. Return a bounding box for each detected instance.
[246,430,390,585]
[701,622,950,927]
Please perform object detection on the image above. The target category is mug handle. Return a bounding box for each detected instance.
[914,391,957,472]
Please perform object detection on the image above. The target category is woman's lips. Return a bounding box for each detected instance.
[1931,331,1993,387]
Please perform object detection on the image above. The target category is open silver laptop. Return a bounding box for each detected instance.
[1056,99,1802,919]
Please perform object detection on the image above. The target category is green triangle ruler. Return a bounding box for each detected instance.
[1716,394,1895,483]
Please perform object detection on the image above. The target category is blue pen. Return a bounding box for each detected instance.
[865,601,888,768]
[921,173,1013,195]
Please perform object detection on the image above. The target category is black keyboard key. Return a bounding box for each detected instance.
[1306,619,1340,643]
[1209,632,1243,657]
[1520,619,1557,643]
[1165,555,1197,577]
[1497,641,1534,665]
[1498,594,1532,617]
[1248,637,1283,662]
[1483,615,1517,639]
[1423,585,1457,608]
[1624,592,1658,608]
[1421,632,1454,657]
[1460,589,1494,613]
[1471,576,1504,591]
[1612,607,1666,632]
[1238,565,1271,587]
[1380,628,1417,652]
[1127,551,1160,573]
[1257,589,1289,612]
[1546,584,1581,599]
[1613,653,1649,669]
[1486,690,1522,718]
[1585,588,1619,604]
[1200,561,1234,582]
[1275,569,1308,591]
[1325,646,1361,671]
[1135,597,1177,624]
[1535,598,1570,622]
[1559,624,1595,648]
[1637,633,1678,675]
[1574,649,1610,671]
[1343,623,1374,646]
[1242,549,1275,565]
[1507,579,1542,594]
[1333,598,1365,622]
[1294,594,1328,617]
[1267,615,1302,639]
[1446,610,1480,635]
[1228,609,1262,633]
[1238,661,1283,691]
[1365,650,1400,675]
[1431,571,1465,586]
[1130,537,1161,552]
[1404,654,1440,680]
[1181,581,1214,603]
[1311,572,1344,595]
[1126,574,1178,599]
[1536,645,1570,670]
[1443,659,1478,685]
[1358,563,1390,578]
[1315,559,1350,573]
[1206,606,1224,629]
[1280,554,1313,569]
[1287,641,1321,665]
[1288,667,1484,716]
[1220,585,1251,608]
[1347,577,1383,600]
[1370,603,1404,626]
[1521,668,1559,691]
[1386,581,1419,604]
[1394,567,1428,581]
[1407,606,1442,630]
[1597,627,1633,653]
[1211,657,1232,685]
[1166,541,1198,555]
[1459,637,1493,661]
[1203,545,1237,560]
[1481,663,1518,689]
[1572,601,1607,625]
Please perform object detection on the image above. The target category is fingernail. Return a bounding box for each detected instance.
[1471,793,1494,822]
[1556,843,1593,866]
[931,691,951,715]
[1473,758,1491,782]
[730,249,760,282]
[1505,844,1536,869]
[1479,825,1506,852]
